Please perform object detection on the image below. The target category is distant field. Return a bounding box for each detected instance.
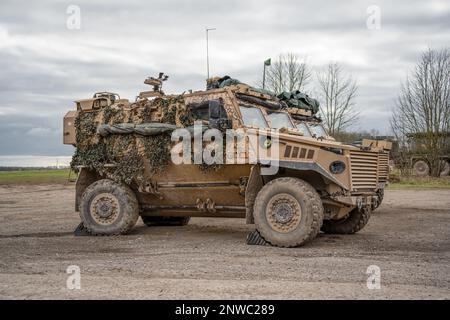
[0,169,76,185]
[388,176,450,189]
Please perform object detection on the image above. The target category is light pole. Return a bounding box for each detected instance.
[206,27,216,79]
[262,58,271,90]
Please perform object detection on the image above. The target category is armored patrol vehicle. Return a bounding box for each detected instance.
[64,75,390,247]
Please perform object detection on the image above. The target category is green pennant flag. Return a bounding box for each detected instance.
[264,58,271,66]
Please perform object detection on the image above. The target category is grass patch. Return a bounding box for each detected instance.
[388,176,450,189]
[0,169,77,185]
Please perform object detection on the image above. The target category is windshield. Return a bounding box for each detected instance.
[268,112,294,129]
[240,106,268,128]
[309,123,328,138]
[296,122,312,137]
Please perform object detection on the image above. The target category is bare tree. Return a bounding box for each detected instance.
[264,53,310,94]
[390,115,413,175]
[316,62,359,135]
[390,48,450,177]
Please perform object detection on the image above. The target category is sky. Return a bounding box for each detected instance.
[0,0,449,156]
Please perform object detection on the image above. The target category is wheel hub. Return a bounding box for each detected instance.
[273,202,294,223]
[90,193,120,225]
[266,193,301,233]
[96,201,113,218]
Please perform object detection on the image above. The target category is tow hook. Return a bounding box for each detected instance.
[357,197,363,210]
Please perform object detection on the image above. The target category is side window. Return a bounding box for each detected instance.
[309,123,328,138]
[187,100,228,123]
[209,100,231,129]
[186,101,210,121]
[267,112,294,129]
[239,106,268,128]
[296,122,312,137]
[209,100,227,120]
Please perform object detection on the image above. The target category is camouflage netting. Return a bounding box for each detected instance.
[71,111,107,170]
[208,75,320,114]
[71,96,184,183]
[277,91,320,114]
[70,95,224,185]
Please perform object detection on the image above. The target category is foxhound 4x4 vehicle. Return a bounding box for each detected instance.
[64,74,390,247]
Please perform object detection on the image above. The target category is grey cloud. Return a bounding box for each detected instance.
[0,113,74,155]
[0,0,449,155]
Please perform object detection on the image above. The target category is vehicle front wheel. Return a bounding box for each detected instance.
[321,206,371,234]
[253,177,324,247]
[79,179,139,235]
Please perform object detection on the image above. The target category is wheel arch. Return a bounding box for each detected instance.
[276,160,348,190]
[411,156,429,165]
[244,162,346,224]
[75,167,102,212]
[245,165,263,224]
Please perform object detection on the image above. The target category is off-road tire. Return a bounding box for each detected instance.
[372,189,384,210]
[321,206,371,234]
[413,160,430,176]
[80,179,139,235]
[142,216,190,226]
[439,160,450,176]
[253,177,324,247]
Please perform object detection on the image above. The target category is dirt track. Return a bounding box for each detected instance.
[0,184,449,299]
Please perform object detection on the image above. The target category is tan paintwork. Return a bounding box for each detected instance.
[67,82,389,221]
[63,110,77,145]
[362,138,393,151]
[286,107,312,117]
[73,92,125,111]
[139,163,250,205]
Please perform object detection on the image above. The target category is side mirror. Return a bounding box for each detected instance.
[209,100,231,130]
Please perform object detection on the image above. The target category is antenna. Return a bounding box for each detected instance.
[206,27,216,79]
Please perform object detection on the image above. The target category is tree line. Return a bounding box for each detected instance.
[261,54,359,137]
[391,48,450,176]
[262,48,450,177]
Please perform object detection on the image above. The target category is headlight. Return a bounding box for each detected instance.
[259,136,272,149]
[330,161,346,174]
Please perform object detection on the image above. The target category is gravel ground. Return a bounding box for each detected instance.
[0,184,449,299]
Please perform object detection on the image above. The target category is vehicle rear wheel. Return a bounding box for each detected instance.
[439,160,450,176]
[321,206,371,234]
[413,160,430,176]
[142,216,190,226]
[80,179,139,235]
[253,177,324,247]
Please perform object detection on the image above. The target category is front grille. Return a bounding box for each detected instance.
[349,150,379,190]
[377,152,389,183]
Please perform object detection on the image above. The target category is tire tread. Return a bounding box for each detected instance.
[253,177,324,247]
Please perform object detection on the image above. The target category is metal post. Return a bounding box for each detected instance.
[206,29,209,79]
[206,27,216,79]
[263,63,266,90]
[262,58,271,90]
